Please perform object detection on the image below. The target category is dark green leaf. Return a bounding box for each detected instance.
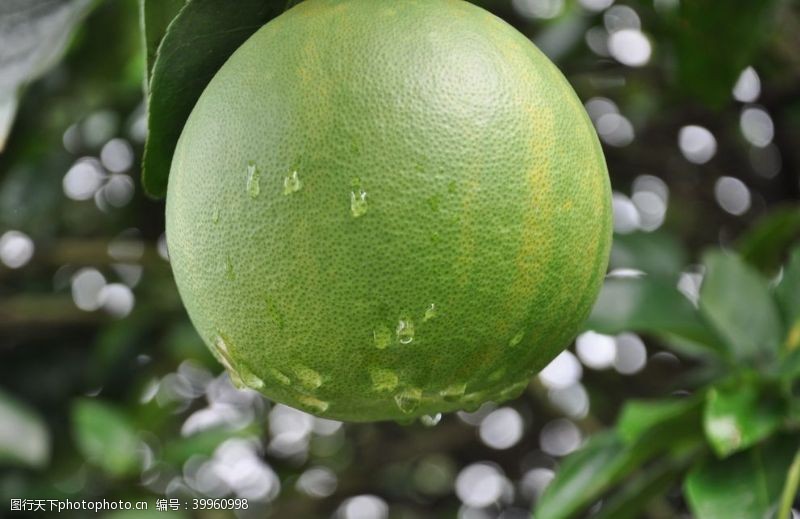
[139,0,186,87]
[161,425,256,464]
[586,276,724,358]
[0,0,92,151]
[534,433,640,519]
[776,245,800,351]
[668,0,778,107]
[71,399,140,477]
[592,455,692,519]
[610,231,688,278]
[738,207,800,274]
[703,381,785,458]
[142,0,289,197]
[617,397,702,445]
[0,389,50,468]
[685,435,800,519]
[699,251,782,361]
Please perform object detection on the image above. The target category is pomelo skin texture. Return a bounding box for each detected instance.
[166,0,612,422]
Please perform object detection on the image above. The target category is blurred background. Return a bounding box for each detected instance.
[1,0,798,517]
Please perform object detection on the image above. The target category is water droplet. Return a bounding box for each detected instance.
[488,367,506,382]
[373,325,392,349]
[283,170,302,195]
[297,394,329,414]
[239,365,265,389]
[426,195,441,212]
[439,382,466,401]
[211,333,243,388]
[246,162,261,198]
[293,365,322,390]
[370,368,399,392]
[269,368,292,386]
[350,189,368,217]
[224,254,235,280]
[211,205,220,224]
[498,379,529,401]
[396,318,415,344]
[423,303,437,322]
[394,387,422,414]
[461,391,485,412]
[420,413,442,427]
[265,297,285,330]
[508,330,525,347]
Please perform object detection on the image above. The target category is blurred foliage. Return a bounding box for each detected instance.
[1,0,800,518]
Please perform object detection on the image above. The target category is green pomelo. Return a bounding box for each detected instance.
[166,0,612,422]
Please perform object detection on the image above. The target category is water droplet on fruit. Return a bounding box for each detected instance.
[265,297,285,330]
[350,189,368,217]
[373,325,392,349]
[498,379,529,401]
[297,394,329,414]
[423,303,437,322]
[293,365,322,390]
[370,368,399,392]
[239,365,265,389]
[283,170,302,195]
[211,205,220,224]
[224,254,235,280]
[394,387,422,414]
[420,413,442,427]
[488,367,506,382]
[461,391,485,412]
[269,368,292,386]
[439,382,466,401]
[246,162,261,198]
[396,319,415,344]
[508,330,525,347]
[211,333,244,388]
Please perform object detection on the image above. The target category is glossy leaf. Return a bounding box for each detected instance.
[0,389,50,468]
[610,231,688,278]
[534,433,640,519]
[703,382,784,458]
[141,0,288,197]
[699,251,782,360]
[776,245,800,351]
[685,435,800,519]
[738,207,800,274]
[592,455,692,519]
[139,0,186,87]
[617,397,702,445]
[586,276,724,357]
[71,399,140,477]
[0,0,92,151]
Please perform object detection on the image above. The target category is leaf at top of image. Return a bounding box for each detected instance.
[141,0,290,198]
[666,0,779,107]
[0,0,93,152]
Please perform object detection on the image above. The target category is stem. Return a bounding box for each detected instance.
[778,447,800,519]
